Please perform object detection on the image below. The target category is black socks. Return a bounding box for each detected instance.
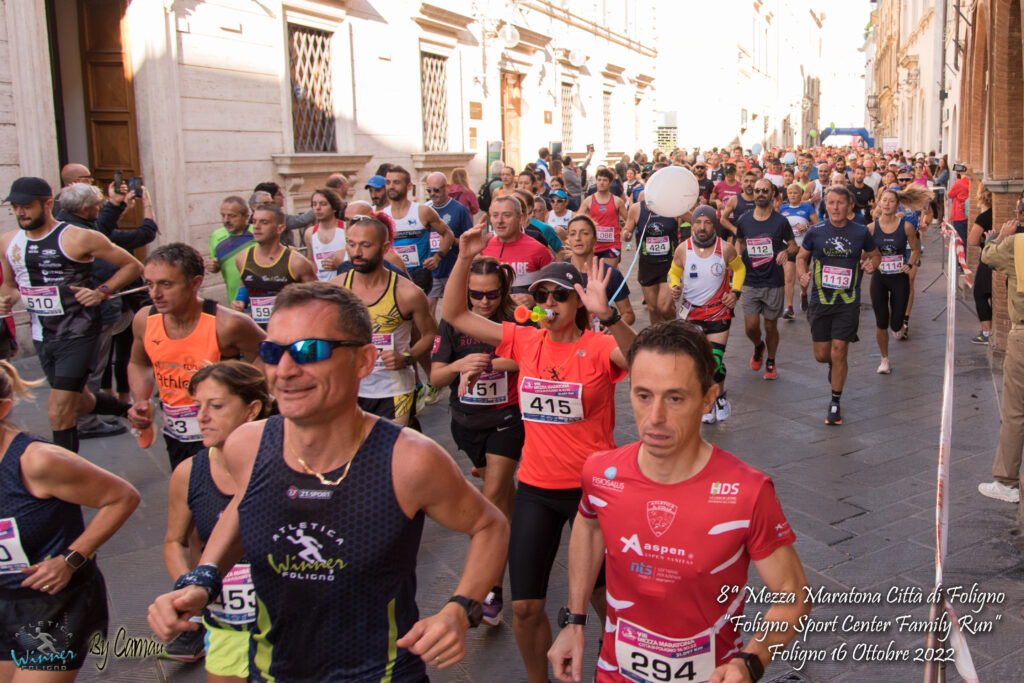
[53,427,79,453]
[91,392,130,417]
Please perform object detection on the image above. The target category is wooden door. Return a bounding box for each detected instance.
[78,0,142,226]
[501,71,523,171]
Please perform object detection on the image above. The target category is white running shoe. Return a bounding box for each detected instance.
[877,358,891,374]
[715,397,731,421]
[978,481,1020,503]
[702,407,717,424]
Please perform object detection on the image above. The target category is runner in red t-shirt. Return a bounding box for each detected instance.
[481,196,553,305]
[548,321,810,683]
[442,224,636,683]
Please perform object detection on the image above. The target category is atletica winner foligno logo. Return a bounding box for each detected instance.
[11,619,76,670]
[268,522,345,581]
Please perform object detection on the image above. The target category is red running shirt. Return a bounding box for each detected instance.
[496,322,626,489]
[481,233,553,291]
[579,443,796,681]
[589,195,622,251]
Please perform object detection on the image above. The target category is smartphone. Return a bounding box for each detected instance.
[586,143,595,153]
[128,176,143,198]
[952,163,967,172]
[113,170,123,188]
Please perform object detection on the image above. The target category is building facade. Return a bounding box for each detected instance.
[0,0,658,270]
[655,0,823,151]
[957,0,1024,352]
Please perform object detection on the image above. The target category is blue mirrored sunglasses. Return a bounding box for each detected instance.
[258,338,364,365]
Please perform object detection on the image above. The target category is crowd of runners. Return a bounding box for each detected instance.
[0,141,984,683]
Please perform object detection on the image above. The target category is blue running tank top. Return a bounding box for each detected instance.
[237,415,426,682]
[0,433,87,592]
[187,448,232,546]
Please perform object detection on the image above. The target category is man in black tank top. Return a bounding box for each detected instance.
[720,170,758,240]
[0,177,144,453]
[147,282,509,681]
[623,199,683,323]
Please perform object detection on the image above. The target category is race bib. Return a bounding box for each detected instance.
[645,235,670,256]
[821,265,853,289]
[20,286,64,316]
[162,403,202,442]
[429,232,442,252]
[394,244,420,268]
[250,296,275,324]
[0,518,31,575]
[746,236,773,267]
[520,377,583,424]
[206,564,256,624]
[313,251,335,281]
[372,333,394,369]
[676,299,693,321]
[596,226,615,243]
[460,371,509,405]
[615,619,715,683]
[879,255,904,275]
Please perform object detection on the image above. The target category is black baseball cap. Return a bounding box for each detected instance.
[529,262,584,292]
[4,177,53,204]
[724,163,737,173]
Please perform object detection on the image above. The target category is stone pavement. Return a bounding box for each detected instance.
[12,227,1020,682]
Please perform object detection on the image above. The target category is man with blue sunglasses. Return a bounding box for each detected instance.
[148,282,509,681]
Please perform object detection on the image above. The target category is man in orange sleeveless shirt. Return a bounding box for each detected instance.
[127,243,265,469]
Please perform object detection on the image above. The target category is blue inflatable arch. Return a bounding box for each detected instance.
[818,127,875,148]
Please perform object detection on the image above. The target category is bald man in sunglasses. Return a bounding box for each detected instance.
[148,282,509,681]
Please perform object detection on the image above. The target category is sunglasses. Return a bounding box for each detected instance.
[425,187,443,193]
[532,288,573,304]
[898,178,912,182]
[258,338,364,365]
[469,289,501,300]
[753,188,773,194]
[347,214,380,225]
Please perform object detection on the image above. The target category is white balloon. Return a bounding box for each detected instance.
[644,166,699,218]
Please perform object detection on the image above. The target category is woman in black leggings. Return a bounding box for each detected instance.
[968,188,993,344]
[870,188,921,374]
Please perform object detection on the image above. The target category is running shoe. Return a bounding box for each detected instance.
[978,481,1020,503]
[877,358,891,374]
[750,343,765,371]
[702,406,717,424]
[160,623,206,662]
[135,425,155,449]
[763,360,777,380]
[714,396,731,421]
[482,591,503,626]
[782,306,795,320]
[800,292,809,311]
[900,320,909,341]
[826,400,842,426]
[424,383,443,405]
[970,332,990,345]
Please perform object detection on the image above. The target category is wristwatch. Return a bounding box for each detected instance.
[731,652,764,682]
[63,549,88,571]
[447,595,483,628]
[401,351,413,368]
[557,606,588,628]
[97,285,112,300]
[597,307,622,327]
[732,289,743,298]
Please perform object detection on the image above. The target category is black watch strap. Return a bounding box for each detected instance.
[557,606,588,627]
[598,307,621,327]
[732,652,764,682]
[447,595,483,628]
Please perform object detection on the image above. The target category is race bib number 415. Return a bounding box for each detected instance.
[615,619,715,683]
[519,377,583,423]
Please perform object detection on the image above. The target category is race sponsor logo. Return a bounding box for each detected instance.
[592,465,625,492]
[286,485,332,500]
[709,481,740,503]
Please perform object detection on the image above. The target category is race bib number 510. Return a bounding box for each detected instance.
[519,377,583,424]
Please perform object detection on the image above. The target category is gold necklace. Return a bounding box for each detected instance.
[286,419,366,486]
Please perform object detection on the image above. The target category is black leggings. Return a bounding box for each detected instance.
[973,261,993,323]
[508,482,605,601]
[870,272,910,332]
